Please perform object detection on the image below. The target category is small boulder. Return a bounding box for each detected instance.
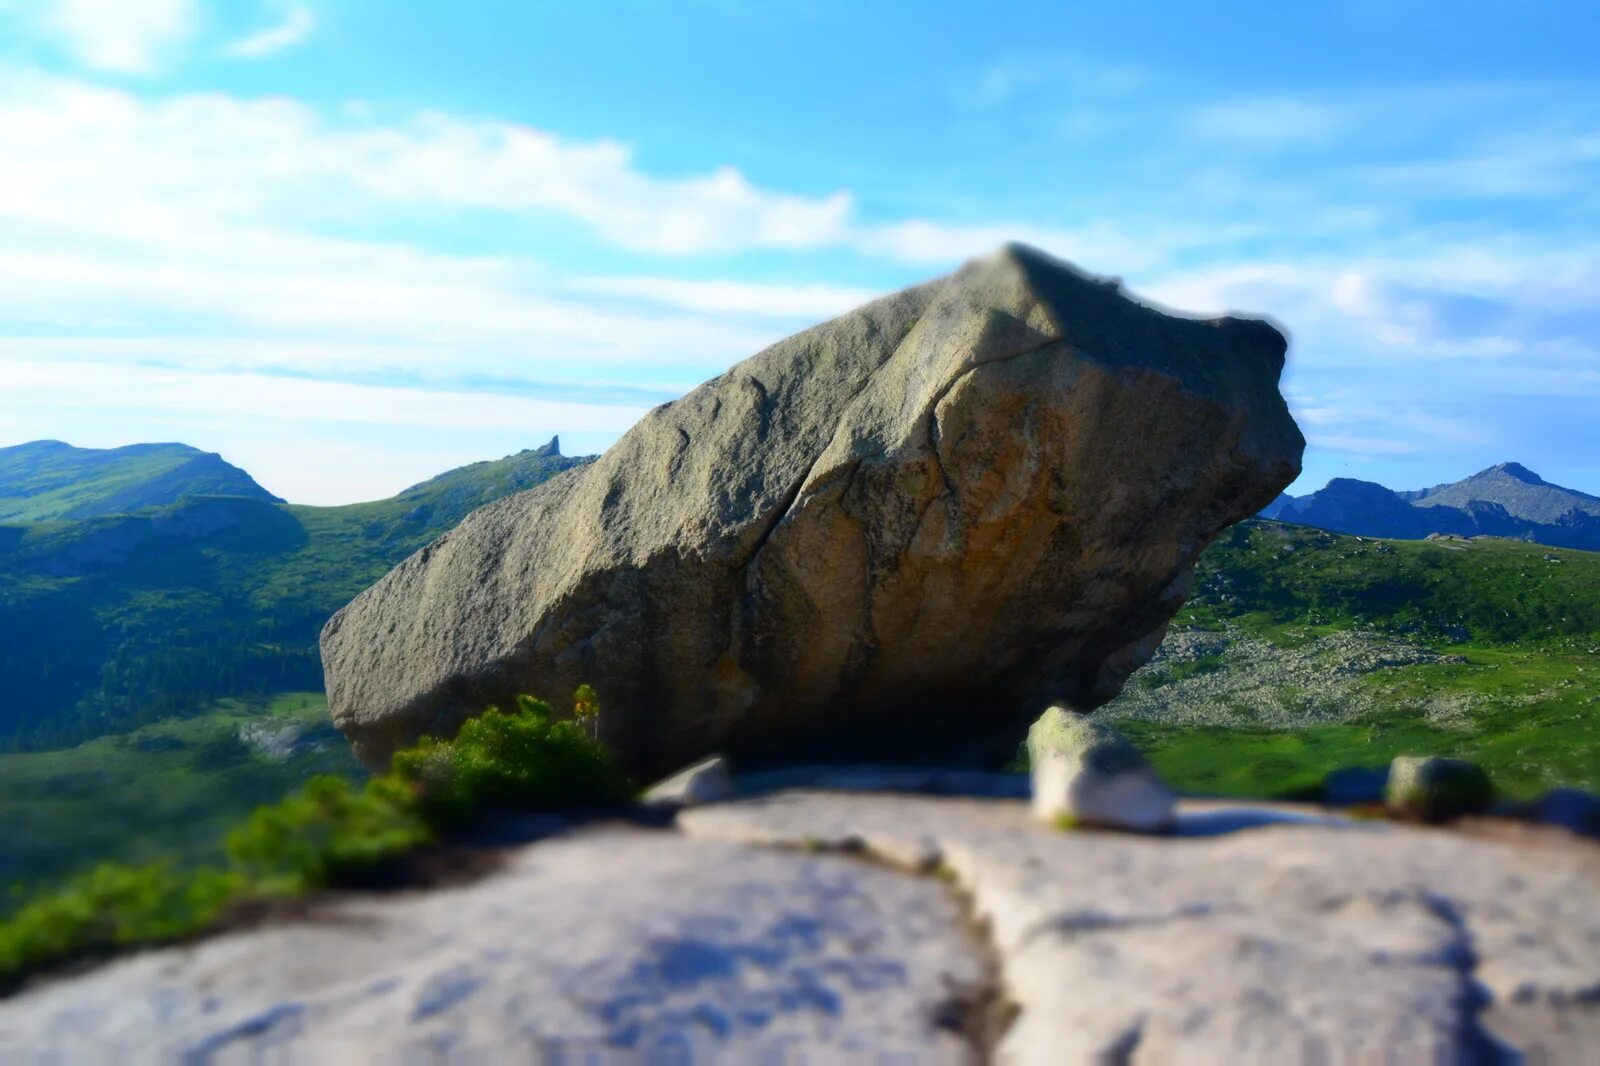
[641,755,735,809]
[1385,756,1493,821]
[1027,706,1174,831]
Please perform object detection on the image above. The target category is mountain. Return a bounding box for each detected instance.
[1269,463,1600,550]
[0,438,591,749]
[1402,461,1600,524]
[0,441,280,523]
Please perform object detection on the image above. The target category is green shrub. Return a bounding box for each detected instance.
[0,689,625,986]
[225,774,433,893]
[0,863,241,985]
[393,694,628,825]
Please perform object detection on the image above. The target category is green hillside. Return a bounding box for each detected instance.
[0,441,280,523]
[1103,520,1600,798]
[0,693,359,901]
[0,440,590,750]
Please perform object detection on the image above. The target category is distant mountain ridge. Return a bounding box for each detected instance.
[1262,463,1600,549]
[0,437,591,749]
[0,441,281,523]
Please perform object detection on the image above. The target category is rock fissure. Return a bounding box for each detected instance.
[712,825,1020,1063]
[1019,900,1233,948]
[1419,892,1523,1064]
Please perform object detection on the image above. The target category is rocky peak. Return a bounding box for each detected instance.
[1480,461,1544,484]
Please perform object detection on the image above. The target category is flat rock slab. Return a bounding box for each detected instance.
[5,796,1597,1063]
[0,829,988,1063]
[683,794,1600,1064]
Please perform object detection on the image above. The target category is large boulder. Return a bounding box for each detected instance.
[322,244,1304,777]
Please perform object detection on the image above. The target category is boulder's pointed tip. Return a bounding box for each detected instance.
[988,240,1065,271]
[981,241,1114,291]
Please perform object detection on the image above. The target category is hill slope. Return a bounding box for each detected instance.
[1103,520,1600,798]
[0,439,590,749]
[0,441,280,523]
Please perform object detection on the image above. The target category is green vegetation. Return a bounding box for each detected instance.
[0,442,588,749]
[0,864,243,989]
[0,693,361,898]
[1181,520,1600,641]
[0,691,623,989]
[1104,521,1600,800]
[391,694,628,827]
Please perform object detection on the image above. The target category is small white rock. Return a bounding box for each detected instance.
[641,754,734,809]
[1027,706,1174,832]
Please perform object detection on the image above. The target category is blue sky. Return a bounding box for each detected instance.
[1,1,1597,503]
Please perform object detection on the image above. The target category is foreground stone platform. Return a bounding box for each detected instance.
[684,792,1600,1063]
[2,791,1596,1063]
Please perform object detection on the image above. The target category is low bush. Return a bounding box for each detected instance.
[224,774,432,893]
[0,863,241,988]
[393,694,628,825]
[0,688,623,989]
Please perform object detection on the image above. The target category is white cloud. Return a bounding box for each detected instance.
[0,71,857,258]
[223,5,314,59]
[966,53,1151,108]
[0,358,653,503]
[568,276,882,319]
[2,60,1598,500]
[856,219,1193,273]
[1188,98,1345,148]
[32,0,195,74]
[0,358,650,434]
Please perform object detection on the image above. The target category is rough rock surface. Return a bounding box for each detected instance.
[683,792,1600,1064]
[1026,706,1174,830]
[4,792,1596,1063]
[322,244,1303,776]
[0,830,989,1062]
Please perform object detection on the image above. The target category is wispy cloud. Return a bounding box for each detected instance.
[0,358,654,503]
[964,52,1151,108]
[568,277,882,319]
[27,0,195,74]
[223,5,314,59]
[1187,97,1346,148]
[2,48,1599,500]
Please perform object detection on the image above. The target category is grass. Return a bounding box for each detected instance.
[0,691,624,989]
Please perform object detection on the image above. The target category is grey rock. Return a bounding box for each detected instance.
[681,791,1600,1064]
[0,832,987,1062]
[237,719,342,762]
[641,754,734,809]
[322,244,1302,777]
[1386,755,1494,821]
[1026,706,1174,831]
